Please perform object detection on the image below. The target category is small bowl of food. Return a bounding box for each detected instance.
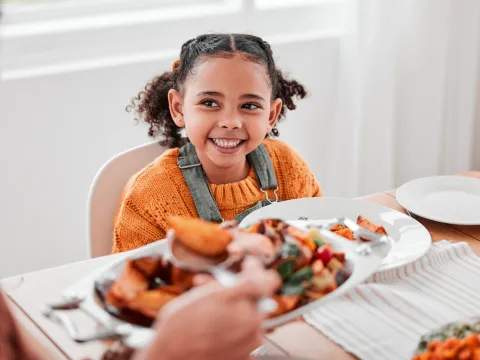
[412,317,480,360]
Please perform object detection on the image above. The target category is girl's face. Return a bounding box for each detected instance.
[168,54,282,177]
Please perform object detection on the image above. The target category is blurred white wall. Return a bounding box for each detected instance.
[0,0,479,277]
[0,0,345,276]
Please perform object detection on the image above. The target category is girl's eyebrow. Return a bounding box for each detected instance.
[196,91,266,102]
[240,93,266,102]
[196,91,223,97]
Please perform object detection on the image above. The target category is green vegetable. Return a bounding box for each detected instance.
[278,265,315,296]
[279,243,301,259]
[276,260,296,281]
[288,267,314,284]
[314,239,326,247]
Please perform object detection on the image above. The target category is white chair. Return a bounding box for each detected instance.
[87,142,168,258]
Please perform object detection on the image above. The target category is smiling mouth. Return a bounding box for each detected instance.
[210,138,246,149]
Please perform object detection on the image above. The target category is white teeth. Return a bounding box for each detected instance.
[212,139,242,148]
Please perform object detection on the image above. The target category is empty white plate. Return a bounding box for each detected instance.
[396,176,480,225]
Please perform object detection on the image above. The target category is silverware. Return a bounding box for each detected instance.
[43,306,155,348]
[43,293,155,348]
[46,295,84,310]
[303,217,392,256]
[42,307,133,343]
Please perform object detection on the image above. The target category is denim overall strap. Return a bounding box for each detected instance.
[246,143,278,192]
[177,142,224,223]
[178,143,279,223]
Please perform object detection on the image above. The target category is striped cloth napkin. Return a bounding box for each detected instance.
[303,241,480,360]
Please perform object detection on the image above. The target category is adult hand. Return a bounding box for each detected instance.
[134,256,280,360]
[228,231,276,265]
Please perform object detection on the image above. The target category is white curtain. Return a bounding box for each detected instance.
[324,0,480,197]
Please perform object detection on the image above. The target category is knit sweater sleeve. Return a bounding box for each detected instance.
[289,146,323,198]
[112,149,198,253]
[264,139,323,199]
[112,193,166,253]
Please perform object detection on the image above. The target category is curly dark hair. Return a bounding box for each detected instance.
[127,33,307,148]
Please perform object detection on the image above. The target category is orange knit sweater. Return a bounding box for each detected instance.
[112,139,322,253]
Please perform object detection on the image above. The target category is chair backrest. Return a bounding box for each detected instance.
[87,142,168,258]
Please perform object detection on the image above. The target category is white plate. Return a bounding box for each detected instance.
[240,197,431,271]
[396,176,480,225]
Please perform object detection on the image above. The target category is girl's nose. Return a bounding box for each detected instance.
[218,116,242,130]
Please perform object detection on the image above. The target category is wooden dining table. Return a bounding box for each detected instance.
[4,171,480,360]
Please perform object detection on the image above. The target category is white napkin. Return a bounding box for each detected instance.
[303,241,480,360]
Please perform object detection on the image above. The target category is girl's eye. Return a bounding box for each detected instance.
[201,100,219,108]
[242,103,260,110]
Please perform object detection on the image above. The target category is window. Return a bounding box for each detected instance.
[2,0,228,25]
[1,0,344,80]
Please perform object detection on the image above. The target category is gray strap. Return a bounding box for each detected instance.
[177,142,279,223]
[177,143,223,223]
[247,144,278,190]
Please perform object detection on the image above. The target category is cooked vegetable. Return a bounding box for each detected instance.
[334,268,350,287]
[310,269,336,293]
[333,251,346,262]
[308,228,326,247]
[414,320,480,359]
[327,257,344,272]
[277,260,296,281]
[315,245,333,265]
[279,243,302,259]
[279,267,314,295]
[413,332,480,360]
[288,267,314,284]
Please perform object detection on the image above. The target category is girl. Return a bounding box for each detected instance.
[113,33,322,253]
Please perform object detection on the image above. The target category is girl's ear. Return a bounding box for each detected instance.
[168,89,184,127]
[268,98,283,129]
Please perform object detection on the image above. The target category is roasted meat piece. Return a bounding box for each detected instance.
[128,288,179,318]
[357,215,387,235]
[168,217,234,257]
[106,260,149,308]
